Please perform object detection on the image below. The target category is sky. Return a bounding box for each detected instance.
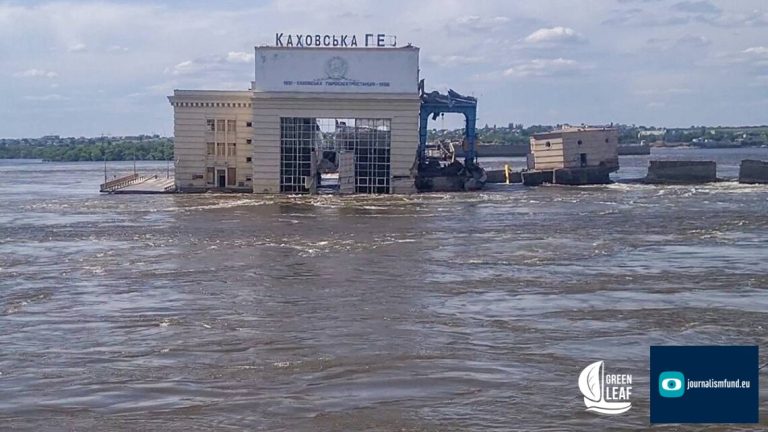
[0,0,766,138]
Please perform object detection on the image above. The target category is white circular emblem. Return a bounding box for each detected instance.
[325,56,348,80]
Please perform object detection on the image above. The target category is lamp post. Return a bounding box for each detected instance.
[102,133,107,183]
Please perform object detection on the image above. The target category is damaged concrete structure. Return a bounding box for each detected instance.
[522,127,619,186]
[644,160,717,184]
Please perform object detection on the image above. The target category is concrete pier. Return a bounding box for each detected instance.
[738,160,768,184]
[100,174,175,194]
[644,160,717,184]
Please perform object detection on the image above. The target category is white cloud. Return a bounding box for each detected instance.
[428,55,485,67]
[24,94,68,101]
[503,58,586,78]
[226,51,255,63]
[13,68,58,78]
[634,87,693,96]
[459,15,509,24]
[671,1,721,15]
[453,15,510,31]
[475,57,588,81]
[676,35,711,48]
[108,45,129,53]
[524,26,584,44]
[168,60,196,75]
[743,46,768,55]
[67,42,87,52]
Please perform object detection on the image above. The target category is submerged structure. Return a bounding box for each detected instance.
[522,127,619,186]
[167,43,483,194]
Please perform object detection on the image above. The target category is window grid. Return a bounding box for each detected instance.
[353,119,391,194]
[280,118,314,193]
[279,117,391,194]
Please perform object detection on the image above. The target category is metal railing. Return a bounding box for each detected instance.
[100,173,140,192]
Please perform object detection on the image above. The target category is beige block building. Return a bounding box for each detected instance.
[168,46,420,194]
[529,127,619,171]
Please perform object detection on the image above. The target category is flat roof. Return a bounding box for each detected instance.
[532,127,616,139]
[255,45,419,52]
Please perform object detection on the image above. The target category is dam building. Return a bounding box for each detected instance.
[168,45,422,194]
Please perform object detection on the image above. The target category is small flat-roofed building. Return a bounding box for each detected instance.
[530,127,619,171]
[524,127,619,185]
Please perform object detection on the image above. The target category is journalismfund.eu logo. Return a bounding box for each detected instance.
[650,346,758,423]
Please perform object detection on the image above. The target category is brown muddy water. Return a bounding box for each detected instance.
[1,148,767,431]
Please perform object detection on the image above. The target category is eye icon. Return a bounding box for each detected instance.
[659,371,685,398]
[661,378,681,390]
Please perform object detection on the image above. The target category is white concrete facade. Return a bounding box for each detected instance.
[168,46,420,194]
[168,91,254,192]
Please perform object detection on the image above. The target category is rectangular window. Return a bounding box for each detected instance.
[206,142,214,156]
[246,139,252,145]
[227,168,236,186]
[245,176,252,181]
[206,119,215,131]
[227,120,236,133]
[206,167,215,184]
[246,157,252,163]
[227,143,237,157]
[217,119,225,133]
[246,121,253,127]
[216,142,225,157]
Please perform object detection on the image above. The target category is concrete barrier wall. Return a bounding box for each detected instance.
[553,167,611,185]
[738,159,768,184]
[485,169,522,183]
[645,160,716,184]
[522,170,554,186]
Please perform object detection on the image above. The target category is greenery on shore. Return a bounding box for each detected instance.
[0,135,172,161]
[2,124,767,162]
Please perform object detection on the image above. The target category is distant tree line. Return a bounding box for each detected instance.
[427,123,768,147]
[0,137,173,161]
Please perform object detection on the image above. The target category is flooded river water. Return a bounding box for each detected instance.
[1,148,767,430]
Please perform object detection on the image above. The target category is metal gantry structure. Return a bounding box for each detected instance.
[418,86,478,167]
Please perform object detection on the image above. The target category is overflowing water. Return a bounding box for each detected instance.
[1,148,767,430]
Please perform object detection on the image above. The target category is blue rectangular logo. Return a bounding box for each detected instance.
[650,346,759,423]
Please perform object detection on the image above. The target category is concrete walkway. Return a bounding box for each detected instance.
[113,176,175,194]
